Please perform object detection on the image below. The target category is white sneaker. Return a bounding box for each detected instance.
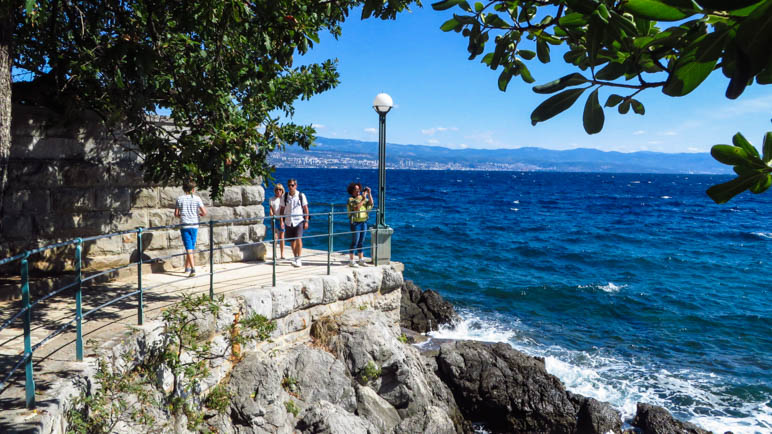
[358,259,368,267]
[349,260,359,268]
[296,258,303,267]
[292,258,300,268]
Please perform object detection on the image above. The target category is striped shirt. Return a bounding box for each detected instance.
[176,194,204,228]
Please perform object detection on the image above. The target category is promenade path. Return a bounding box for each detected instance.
[0,247,354,414]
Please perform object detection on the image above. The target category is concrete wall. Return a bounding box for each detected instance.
[2,105,266,272]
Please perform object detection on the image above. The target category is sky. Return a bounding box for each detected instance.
[289,5,772,154]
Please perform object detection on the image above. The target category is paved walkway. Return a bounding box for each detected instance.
[0,247,356,411]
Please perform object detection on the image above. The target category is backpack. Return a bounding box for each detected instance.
[283,191,309,221]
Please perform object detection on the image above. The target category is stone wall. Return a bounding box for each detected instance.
[1,105,266,272]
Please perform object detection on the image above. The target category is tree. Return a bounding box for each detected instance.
[430,0,771,203]
[1,0,418,207]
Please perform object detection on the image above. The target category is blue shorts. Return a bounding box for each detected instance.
[180,227,198,251]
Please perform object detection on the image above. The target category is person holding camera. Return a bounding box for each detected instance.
[347,182,373,267]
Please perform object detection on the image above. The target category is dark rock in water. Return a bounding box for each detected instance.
[400,280,459,333]
[633,403,712,434]
[435,340,621,434]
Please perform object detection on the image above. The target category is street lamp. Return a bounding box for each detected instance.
[372,93,392,228]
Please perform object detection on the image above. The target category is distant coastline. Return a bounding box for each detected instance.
[268,137,732,175]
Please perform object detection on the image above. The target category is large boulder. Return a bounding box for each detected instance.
[296,400,377,434]
[280,345,356,412]
[400,280,458,333]
[435,340,621,434]
[632,403,711,434]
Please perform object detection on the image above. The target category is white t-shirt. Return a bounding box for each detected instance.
[176,194,204,228]
[280,191,308,227]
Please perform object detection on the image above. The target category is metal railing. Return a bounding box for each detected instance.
[0,203,382,408]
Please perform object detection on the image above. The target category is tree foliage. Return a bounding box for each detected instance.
[8,0,418,198]
[431,0,772,202]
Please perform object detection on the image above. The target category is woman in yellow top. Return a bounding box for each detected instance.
[347,182,373,267]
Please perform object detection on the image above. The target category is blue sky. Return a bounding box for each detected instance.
[290,6,772,154]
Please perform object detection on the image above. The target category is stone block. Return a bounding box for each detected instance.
[242,186,264,205]
[112,210,148,230]
[213,226,229,245]
[159,187,185,208]
[79,211,113,235]
[12,137,84,159]
[234,205,264,221]
[1,216,33,240]
[132,188,159,208]
[95,187,131,212]
[249,224,266,241]
[86,235,124,256]
[229,226,250,245]
[110,161,144,186]
[381,265,404,294]
[3,189,26,214]
[294,277,324,310]
[149,209,176,228]
[8,160,60,187]
[240,288,273,319]
[214,187,242,207]
[83,254,130,271]
[207,207,234,222]
[271,282,297,319]
[61,163,109,187]
[354,268,383,295]
[196,190,213,207]
[278,310,310,335]
[143,230,169,250]
[53,188,95,212]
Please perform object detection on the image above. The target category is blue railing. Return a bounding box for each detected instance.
[0,204,382,409]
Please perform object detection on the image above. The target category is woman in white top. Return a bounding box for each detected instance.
[269,183,286,259]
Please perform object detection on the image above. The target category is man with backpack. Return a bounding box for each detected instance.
[279,178,309,267]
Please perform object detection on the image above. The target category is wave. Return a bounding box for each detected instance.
[426,310,772,434]
[578,282,626,293]
[751,232,772,240]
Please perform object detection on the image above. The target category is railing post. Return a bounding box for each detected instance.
[272,215,276,287]
[21,253,35,409]
[374,210,380,266]
[327,205,333,276]
[137,227,143,325]
[209,220,214,299]
[75,239,83,362]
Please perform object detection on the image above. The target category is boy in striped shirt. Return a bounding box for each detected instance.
[175,181,207,277]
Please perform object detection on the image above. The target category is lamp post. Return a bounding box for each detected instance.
[372,93,392,228]
[372,93,393,265]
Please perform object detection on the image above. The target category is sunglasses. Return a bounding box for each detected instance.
[288,184,296,187]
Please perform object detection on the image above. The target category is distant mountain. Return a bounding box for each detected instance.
[269,137,731,174]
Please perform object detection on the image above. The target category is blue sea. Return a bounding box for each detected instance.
[273,168,772,433]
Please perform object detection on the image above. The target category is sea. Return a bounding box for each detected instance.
[272,168,772,433]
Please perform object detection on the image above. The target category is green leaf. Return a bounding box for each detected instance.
[631,99,645,114]
[662,45,717,96]
[518,50,536,60]
[441,18,460,31]
[484,13,511,28]
[432,0,466,11]
[582,89,605,134]
[762,131,772,163]
[605,94,624,107]
[517,60,535,83]
[695,0,766,12]
[536,39,551,63]
[711,144,753,166]
[750,173,772,194]
[732,132,761,159]
[558,12,588,27]
[498,68,513,91]
[706,174,764,203]
[25,0,35,15]
[531,87,588,125]
[735,0,772,76]
[618,100,631,114]
[532,73,587,94]
[622,0,699,21]
[595,62,626,80]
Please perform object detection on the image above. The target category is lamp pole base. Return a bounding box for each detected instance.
[370,225,393,265]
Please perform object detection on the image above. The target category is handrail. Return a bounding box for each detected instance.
[0,202,385,407]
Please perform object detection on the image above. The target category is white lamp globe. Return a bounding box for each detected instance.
[373,93,393,114]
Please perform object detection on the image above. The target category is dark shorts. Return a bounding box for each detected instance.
[285,223,304,240]
[180,227,198,250]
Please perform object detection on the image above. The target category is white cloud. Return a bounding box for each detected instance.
[661,131,677,136]
[427,138,439,144]
[421,128,436,135]
[364,127,377,134]
[687,147,700,152]
[633,130,646,135]
[712,94,772,118]
[647,140,662,145]
[312,124,325,129]
[421,126,457,135]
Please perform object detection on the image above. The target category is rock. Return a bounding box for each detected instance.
[632,403,712,434]
[295,400,376,434]
[228,353,294,433]
[399,280,458,333]
[435,340,621,434]
[393,406,457,434]
[355,384,401,433]
[281,345,356,412]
